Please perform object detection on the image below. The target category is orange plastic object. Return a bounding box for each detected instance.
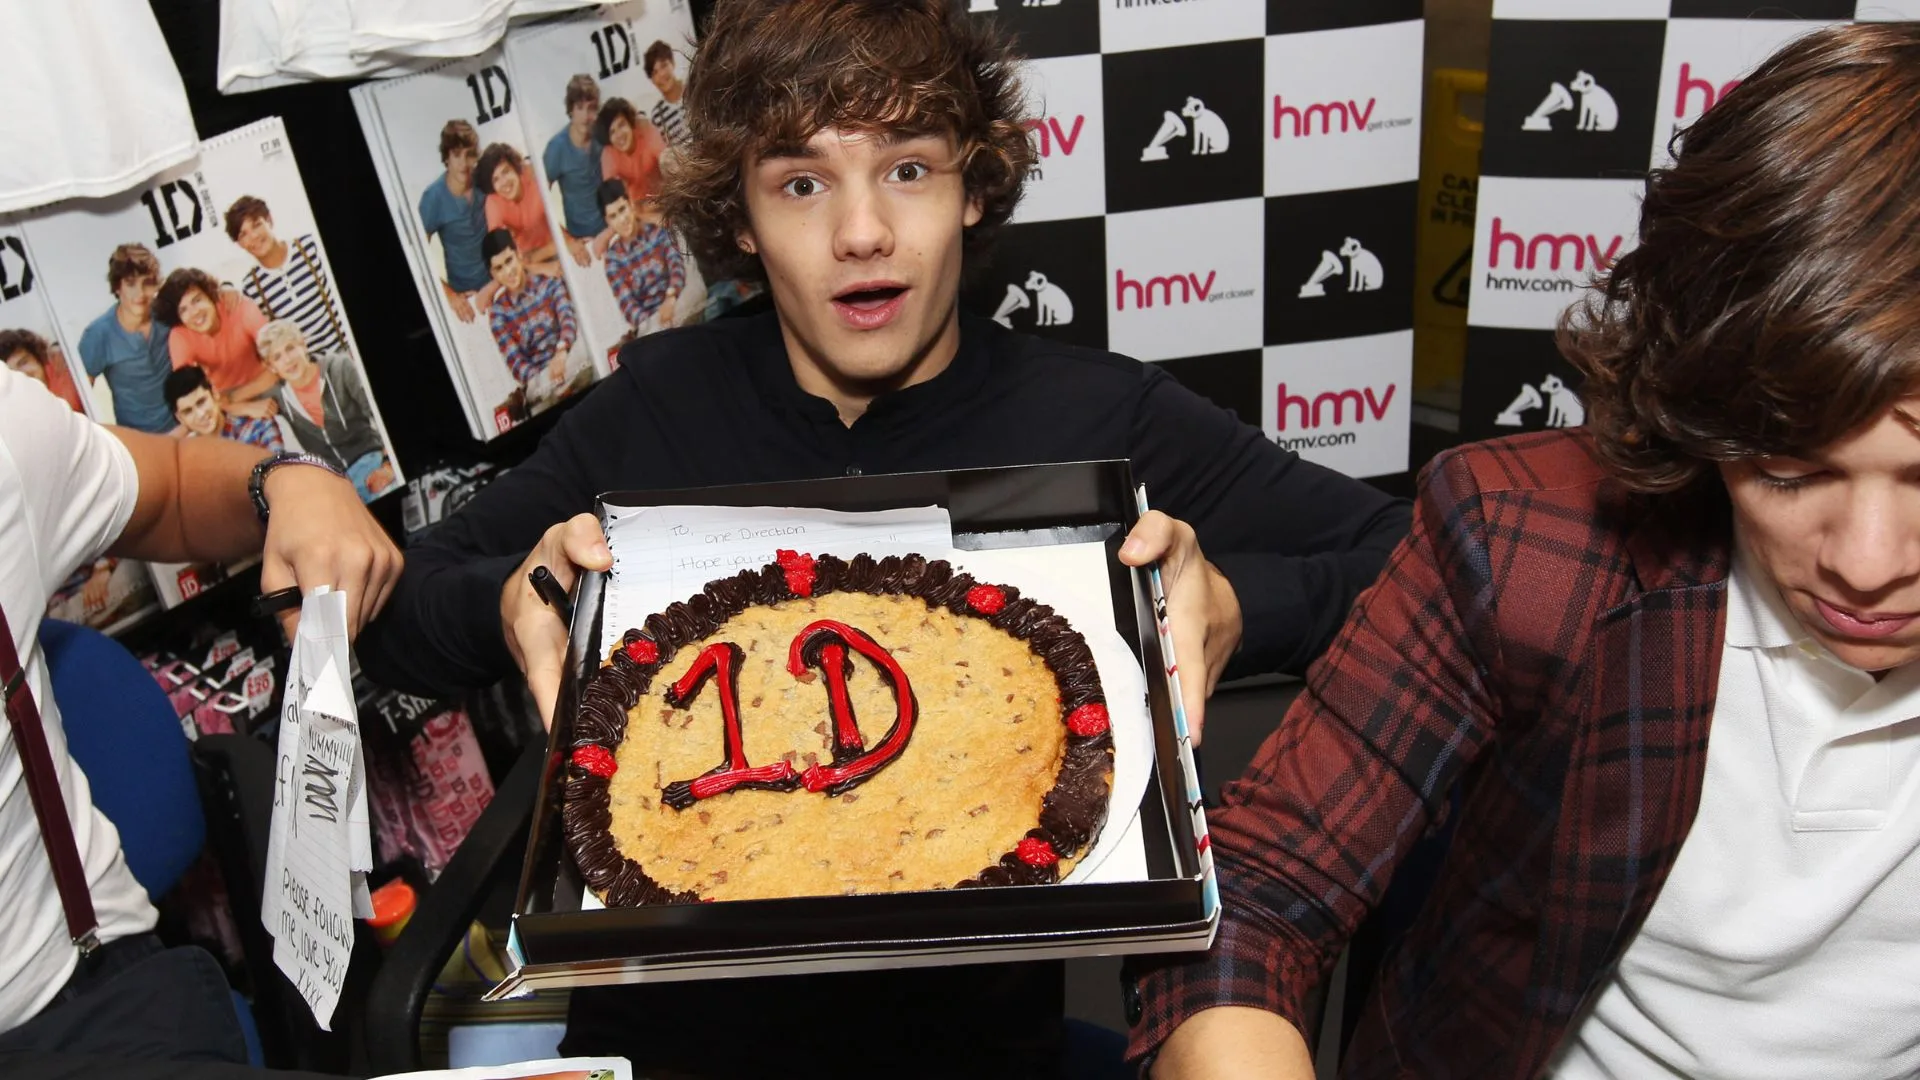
[366,879,417,947]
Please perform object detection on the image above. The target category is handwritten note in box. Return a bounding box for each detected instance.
[600,504,953,638]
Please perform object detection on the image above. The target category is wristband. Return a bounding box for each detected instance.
[248,451,347,525]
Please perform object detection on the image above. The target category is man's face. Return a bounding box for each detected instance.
[235,214,277,261]
[1722,399,1920,672]
[493,160,522,201]
[605,195,637,239]
[178,287,220,335]
[740,128,982,390]
[4,347,47,384]
[264,335,316,383]
[173,386,222,436]
[609,115,634,153]
[117,273,158,318]
[490,246,527,291]
[448,145,478,185]
[648,58,675,96]
[571,97,599,131]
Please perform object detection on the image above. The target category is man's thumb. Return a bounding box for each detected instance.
[562,513,613,571]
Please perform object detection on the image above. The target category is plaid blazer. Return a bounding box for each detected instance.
[1129,429,1733,1078]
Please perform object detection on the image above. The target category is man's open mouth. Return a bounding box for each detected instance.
[834,284,907,310]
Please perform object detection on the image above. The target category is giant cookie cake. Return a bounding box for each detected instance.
[564,550,1116,904]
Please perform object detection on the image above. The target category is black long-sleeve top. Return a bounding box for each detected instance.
[358,312,1410,696]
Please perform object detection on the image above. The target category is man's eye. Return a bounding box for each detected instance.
[894,162,927,182]
[782,177,819,197]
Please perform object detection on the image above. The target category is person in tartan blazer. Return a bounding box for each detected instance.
[1133,24,1920,1079]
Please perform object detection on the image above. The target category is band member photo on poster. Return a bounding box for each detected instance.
[354,48,600,439]
[18,117,403,604]
[0,228,161,631]
[501,0,708,363]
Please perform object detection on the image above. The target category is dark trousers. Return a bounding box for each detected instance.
[0,933,332,1080]
[560,959,1067,1078]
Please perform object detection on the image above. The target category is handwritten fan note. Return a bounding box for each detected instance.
[600,504,953,636]
[261,589,371,1029]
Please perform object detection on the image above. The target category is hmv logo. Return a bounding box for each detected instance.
[1274,382,1396,431]
[1299,238,1383,298]
[1272,96,1376,139]
[1141,97,1230,162]
[1487,218,1623,272]
[992,271,1074,328]
[140,180,205,249]
[0,236,33,302]
[1115,268,1216,310]
[465,65,514,125]
[1675,63,1741,118]
[591,24,634,80]
[1022,116,1085,159]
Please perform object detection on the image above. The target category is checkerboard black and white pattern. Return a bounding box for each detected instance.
[957,0,1425,479]
[1460,0,1919,443]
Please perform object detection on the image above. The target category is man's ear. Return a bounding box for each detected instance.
[736,227,757,255]
[963,195,984,229]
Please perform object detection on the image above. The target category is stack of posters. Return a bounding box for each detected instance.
[353,0,699,440]
[11,116,402,614]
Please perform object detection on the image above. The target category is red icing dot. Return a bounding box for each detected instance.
[967,584,1006,615]
[571,744,617,778]
[775,549,817,597]
[1016,837,1058,867]
[1066,703,1110,738]
[623,638,659,665]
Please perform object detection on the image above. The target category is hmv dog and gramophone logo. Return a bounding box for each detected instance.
[961,0,1096,59]
[1264,184,1416,346]
[1481,19,1665,180]
[961,216,1107,350]
[1102,40,1263,214]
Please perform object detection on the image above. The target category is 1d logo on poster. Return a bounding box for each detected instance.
[0,235,33,302]
[1468,175,1641,331]
[1102,40,1262,213]
[1105,199,1262,361]
[1650,18,1843,169]
[1261,331,1412,479]
[1011,55,1105,224]
[1264,21,1422,197]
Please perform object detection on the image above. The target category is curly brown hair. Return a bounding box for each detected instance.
[475,143,526,196]
[656,0,1036,282]
[1563,23,1920,495]
[105,243,160,295]
[0,328,51,368]
[153,267,223,327]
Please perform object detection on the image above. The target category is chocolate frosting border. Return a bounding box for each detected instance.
[562,553,1116,906]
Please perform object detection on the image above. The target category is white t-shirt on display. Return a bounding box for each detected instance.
[0,371,157,1034]
[0,3,198,213]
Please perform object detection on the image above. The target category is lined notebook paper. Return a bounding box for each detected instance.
[599,504,955,638]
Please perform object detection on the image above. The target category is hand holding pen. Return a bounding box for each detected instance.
[500,513,612,730]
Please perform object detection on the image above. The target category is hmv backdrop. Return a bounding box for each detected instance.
[958,0,1423,479]
[1461,0,1920,442]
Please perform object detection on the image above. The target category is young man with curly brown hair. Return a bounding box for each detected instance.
[360,0,1408,1073]
[1133,23,1920,1080]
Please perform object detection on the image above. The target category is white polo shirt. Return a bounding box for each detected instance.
[1550,553,1920,1077]
[0,371,157,1033]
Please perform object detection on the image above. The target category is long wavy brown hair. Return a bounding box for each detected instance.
[657,0,1035,282]
[1563,23,1920,495]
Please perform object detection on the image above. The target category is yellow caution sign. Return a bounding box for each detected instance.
[1413,68,1485,417]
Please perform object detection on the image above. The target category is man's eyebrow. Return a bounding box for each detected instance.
[753,130,950,164]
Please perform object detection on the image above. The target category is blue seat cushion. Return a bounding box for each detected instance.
[39,619,204,899]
